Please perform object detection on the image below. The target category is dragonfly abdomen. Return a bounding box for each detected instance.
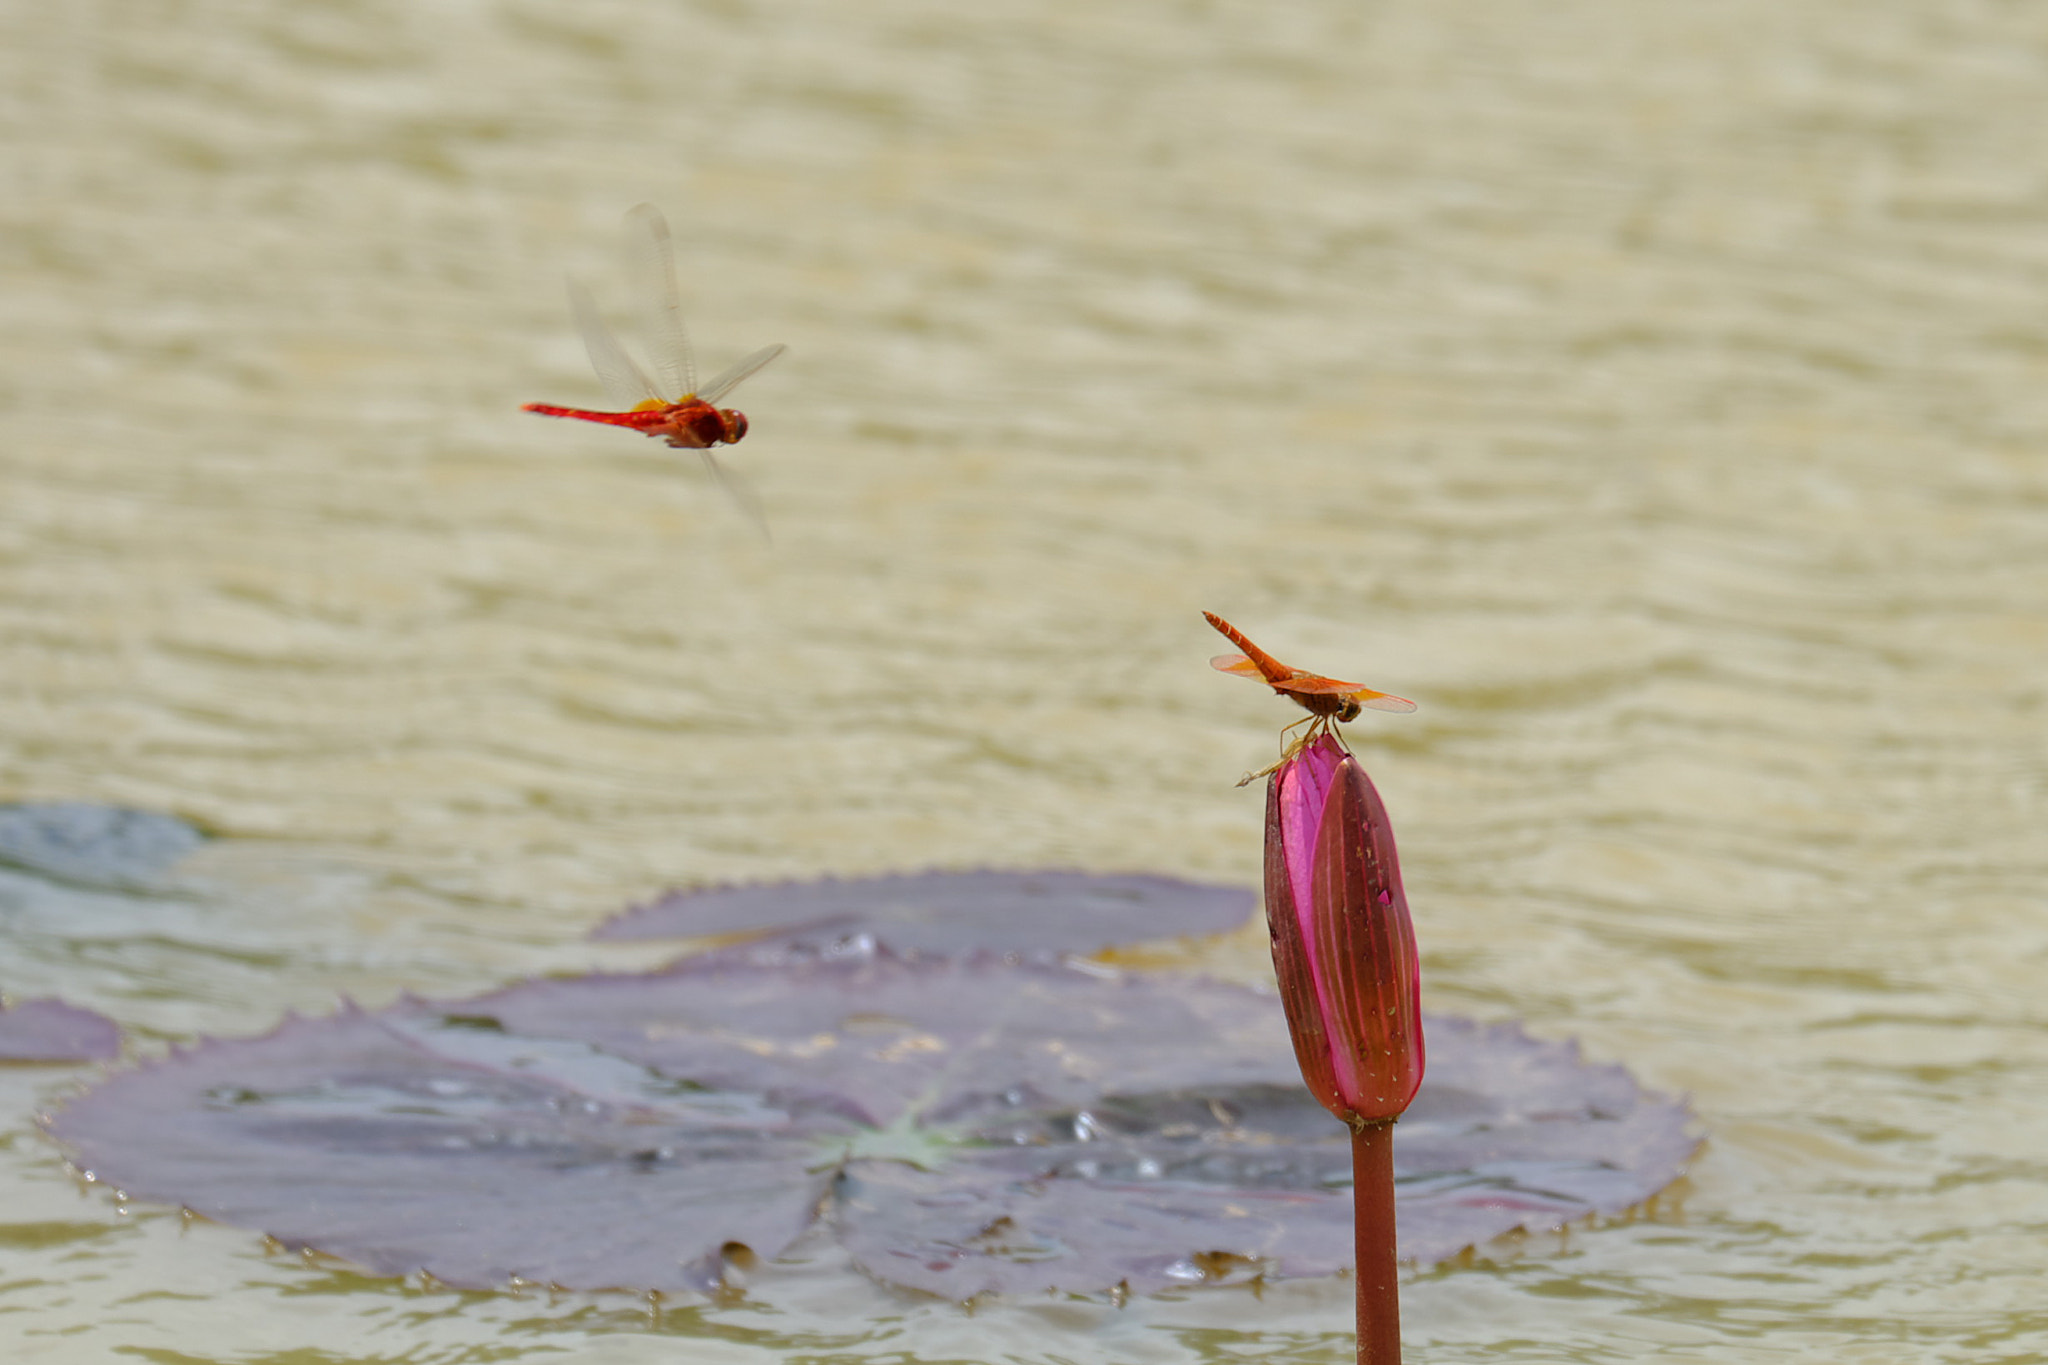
[520,403,671,430]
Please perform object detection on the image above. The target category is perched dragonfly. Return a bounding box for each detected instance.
[1204,611,1416,723]
[523,204,786,529]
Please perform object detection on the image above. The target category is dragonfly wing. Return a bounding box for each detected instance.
[697,449,772,541]
[1209,654,1267,679]
[624,204,695,401]
[698,343,788,405]
[1276,674,1419,713]
[567,277,661,409]
[1271,673,1365,695]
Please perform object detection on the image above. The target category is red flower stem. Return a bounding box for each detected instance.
[1351,1118,1401,1364]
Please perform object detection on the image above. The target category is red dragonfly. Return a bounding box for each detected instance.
[1204,611,1416,723]
[523,204,786,525]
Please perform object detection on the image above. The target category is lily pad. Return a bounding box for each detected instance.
[588,870,1256,956]
[0,998,123,1063]
[48,953,1695,1298]
[0,803,203,888]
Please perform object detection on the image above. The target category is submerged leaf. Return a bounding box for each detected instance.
[0,803,203,888]
[588,870,1255,956]
[48,955,1695,1297]
[0,998,122,1063]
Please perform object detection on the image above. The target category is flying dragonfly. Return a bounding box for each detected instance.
[523,204,786,530]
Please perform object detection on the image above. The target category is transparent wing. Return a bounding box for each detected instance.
[1210,654,1266,679]
[697,343,788,405]
[624,204,695,401]
[567,277,661,409]
[698,450,772,541]
[1348,690,1418,714]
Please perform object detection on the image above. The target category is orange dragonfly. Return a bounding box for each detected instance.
[1204,611,1416,724]
[523,204,786,526]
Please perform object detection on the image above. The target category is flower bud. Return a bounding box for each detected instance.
[1263,733,1425,1127]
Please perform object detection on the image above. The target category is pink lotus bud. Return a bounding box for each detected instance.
[1264,733,1425,1127]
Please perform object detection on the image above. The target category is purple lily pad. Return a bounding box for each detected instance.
[48,954,1695,1298]
[0,998,123,1062]
[834,1014,1696,1298]
[589,869,1256,956]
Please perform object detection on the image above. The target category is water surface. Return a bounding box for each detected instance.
[4,1,2047,1360]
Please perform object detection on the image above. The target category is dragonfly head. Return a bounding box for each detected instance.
[718,408,750,443]
[1335,699,1364,723]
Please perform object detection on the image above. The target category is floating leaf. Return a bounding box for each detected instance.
[589,870,1255,956]
[49,954,1695,1297]
[0,803,203,888]
[0,998,122,1063]
[832,1014,1696,1297]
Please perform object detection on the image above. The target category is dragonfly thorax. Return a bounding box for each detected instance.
[655,401,746,450]
[1282,687,1362,722]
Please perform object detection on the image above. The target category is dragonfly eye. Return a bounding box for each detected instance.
[722,409,749,443]
[1336,700,1363,722]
